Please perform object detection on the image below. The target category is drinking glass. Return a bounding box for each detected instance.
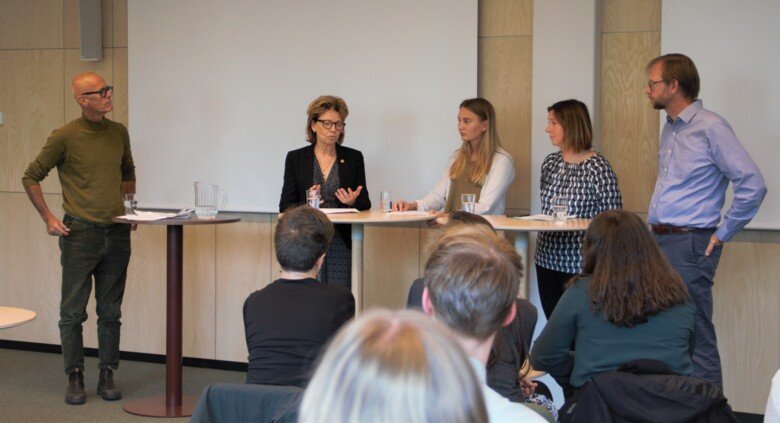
[123,193,137,215]
[551,196,569,223]
[380,191,391,212]
[307,189,321,209]
[461,194,476,213]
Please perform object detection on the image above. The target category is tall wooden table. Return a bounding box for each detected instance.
[325,210,435,311]
[113,214,240,418]
[483,216,590,296]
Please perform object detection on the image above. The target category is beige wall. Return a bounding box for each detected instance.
[1,0,777,413]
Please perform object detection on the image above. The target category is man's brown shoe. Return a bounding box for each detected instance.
[65,370,85,405]
[97,368,122,400]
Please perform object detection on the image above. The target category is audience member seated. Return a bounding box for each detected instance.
[243,205,354,388]
[531,210,695,396]
[558,359,737,422]
[298,309,488,423]
[407,211,551,408]
[421,224,552,422]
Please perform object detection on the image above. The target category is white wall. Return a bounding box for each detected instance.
[129,0,477,212]
[662,0,778,229]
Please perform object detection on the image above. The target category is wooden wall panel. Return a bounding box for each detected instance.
[63,0,114,49]
[0,50,65,194]
[602,0,661,33]
[63,48,115,122]
[215,214,272,363]
[363,223,422,310]
[181,225,216,358]
[113,48,129,126]
[115,225,166,354]
[600,32,660,213]
[0,193,64,344]
[113,0,128,48]
[0,0,63,50]
[713,230,780,414]
[479,0,533,37]
[269,214,282,278]
[478,37,533,215]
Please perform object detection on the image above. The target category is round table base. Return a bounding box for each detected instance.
[122,395,199,417]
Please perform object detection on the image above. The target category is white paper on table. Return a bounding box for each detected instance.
[319,208,359,214]
[386,211,432,217]
[514,214,577,221]
[118,208,194,221]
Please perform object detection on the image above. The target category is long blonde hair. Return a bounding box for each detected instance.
[299,309,488,423]
[449,98,501,186]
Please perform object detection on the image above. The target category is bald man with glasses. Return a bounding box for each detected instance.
[22,72,135,405]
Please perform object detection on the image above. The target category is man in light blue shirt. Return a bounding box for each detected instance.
[645,53,767,389]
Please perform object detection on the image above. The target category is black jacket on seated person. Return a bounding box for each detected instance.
[243,278,355,388]
[559,359,738,423]
[279,144,371,212]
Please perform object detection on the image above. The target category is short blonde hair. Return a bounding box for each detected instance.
[305,95,349,144]
[299,309,488,423]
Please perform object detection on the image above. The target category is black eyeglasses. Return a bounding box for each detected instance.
[647,80,666,90]
[81,86,114,98]
[317,119,345,131]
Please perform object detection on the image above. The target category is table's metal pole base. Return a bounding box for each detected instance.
[122,395,199,417]
[123,225,189,417]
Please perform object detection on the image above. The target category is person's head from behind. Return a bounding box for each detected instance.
[422,225,521,342]
[580,210,689,327]
[306,95,349,145]
[299,309,488,423]
[447,211,494,231]
[275,205,334,273]
[546,99,593,153]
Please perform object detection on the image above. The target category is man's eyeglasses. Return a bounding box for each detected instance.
[81,86,114,98]
[317,119,345,131]
[647,80,666,90]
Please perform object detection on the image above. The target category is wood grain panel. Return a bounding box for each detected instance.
[478,0,532,37]
[113,48,128,126]
[270,214,282,278]
[602,0,661,33]
[600,32,660,213]
[0,50,65,194]
[64,0,114,49]
[64,48,114,123]
[0,0,62,49]
[479,37,533,212]
[182,225,216,358]
[0,193,64,345]
[215,214,272,363]
[363,223,422,310]
[116,224,166,354]
[113,0,128,48]
[713,230,780,413]
[418,225,442,276]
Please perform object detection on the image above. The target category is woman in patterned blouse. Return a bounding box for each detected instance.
[535,99,622,318]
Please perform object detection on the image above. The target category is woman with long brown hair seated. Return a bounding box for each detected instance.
[530,210,695,392]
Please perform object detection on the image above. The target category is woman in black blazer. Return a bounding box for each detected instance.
[279,95,370,289]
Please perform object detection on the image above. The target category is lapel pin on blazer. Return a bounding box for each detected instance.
[340,159,345,163]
